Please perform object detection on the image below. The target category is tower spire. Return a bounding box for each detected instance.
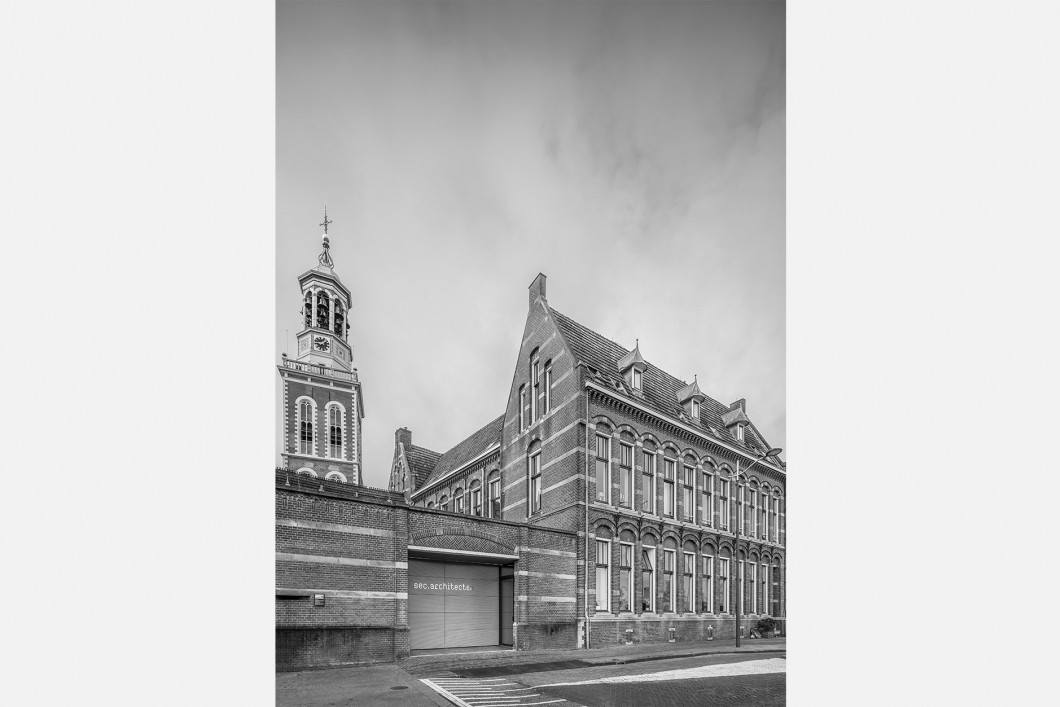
[318,206,334,268]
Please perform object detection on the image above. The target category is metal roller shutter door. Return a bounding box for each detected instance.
[409,560,501,649]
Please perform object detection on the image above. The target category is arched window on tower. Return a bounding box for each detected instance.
[333,303,344,338]
[299,400,314,455]
[316,291,330,330]
[303,293,313,329]
[327,405,343,458]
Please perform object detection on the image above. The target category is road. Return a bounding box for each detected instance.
[418,651,785,707]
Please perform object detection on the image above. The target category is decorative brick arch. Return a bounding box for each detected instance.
[409,524,515,557]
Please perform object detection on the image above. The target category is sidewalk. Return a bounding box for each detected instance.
[277,663,452,707]
[400,637,786,677]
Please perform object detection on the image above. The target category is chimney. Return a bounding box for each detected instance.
[528,273,547,308]
[395,427,412,449]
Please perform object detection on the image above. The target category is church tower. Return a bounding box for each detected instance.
[278,209,365,484]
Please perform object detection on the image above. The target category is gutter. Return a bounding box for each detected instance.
[583,380,785,475]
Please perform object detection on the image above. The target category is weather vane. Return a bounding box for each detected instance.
[318,205,334,268]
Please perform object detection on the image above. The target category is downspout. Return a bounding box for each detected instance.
[583,382,591,650]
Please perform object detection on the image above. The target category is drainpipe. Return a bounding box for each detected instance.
[583,382,591,650]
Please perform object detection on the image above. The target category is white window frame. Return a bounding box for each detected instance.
[720,557,731,613]
[519,385,526,431]
[702,472,713,527]
[528,451,541,514]
[663,458,676,517]
[642,545,656,613]
[632,367,642,390]
[619,542,634,612]
[544,362,552,413]
[531,357,540,422]
[296,396,316,456]
[454,489,464,514]
[749,562,757,615]
[595,538,611,612]
[719,478,731,530]
[619,442,634,507]
[691,399,699,419]
[295,467,317,478]
[470,484,482,516]
[738,485,745,533]
[682,464,695,521]
[761,562,769,615]
[488,477,500,518]
[703,554,714,614]
[735,424,744,441]
[683,552,695,613]
[324,471,347,483]
[595,433,611,504]
[663,549,676,613]
[750,489,757,536]
[641,451,656,514]
[325,402,345,460]
[771,495,779,542]
[739,560,745,615]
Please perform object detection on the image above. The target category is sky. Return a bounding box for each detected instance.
[277,0,785,489]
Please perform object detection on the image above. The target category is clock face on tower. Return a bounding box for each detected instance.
[313,336,330,352]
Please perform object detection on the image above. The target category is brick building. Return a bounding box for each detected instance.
[277,228,785,670]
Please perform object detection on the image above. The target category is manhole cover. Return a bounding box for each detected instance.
[390,686,408,690]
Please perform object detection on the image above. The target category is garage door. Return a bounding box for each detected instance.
[409,560,500,650]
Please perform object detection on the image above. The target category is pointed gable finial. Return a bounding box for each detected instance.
[318,205,334,268]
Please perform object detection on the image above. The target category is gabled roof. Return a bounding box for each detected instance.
[405,444,442,490]
[720,407,750,426]
[417,414,505,492]
[551,308,780,464]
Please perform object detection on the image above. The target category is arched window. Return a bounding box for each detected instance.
[326,404,344,459]
[333,302,344,338]
[303,292,313,328]
[296,467,317,478]
[427,500,435,509]
[316,291,330,329]
[529,348,540,423]
[469,479,482,516]
[454,487,464,513]
[298,399,315,455]
[325,471,347,483]
[439,495,449,512]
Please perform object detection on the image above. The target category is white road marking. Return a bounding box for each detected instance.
[537,657,787,686]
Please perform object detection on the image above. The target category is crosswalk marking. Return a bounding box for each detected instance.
[420,677,576,707]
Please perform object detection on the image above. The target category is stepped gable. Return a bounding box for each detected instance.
[551,308,778,461]
[419,414,505,489]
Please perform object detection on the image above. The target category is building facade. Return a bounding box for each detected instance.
[277,229,785,669]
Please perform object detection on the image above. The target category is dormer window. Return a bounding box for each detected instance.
[676,377,705,422]
[631,367,642,391]
[691,399,699,419]
[734,424,744,442]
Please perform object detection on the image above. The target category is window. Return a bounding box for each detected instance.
[439,495,448,512]
[749,489,757,536]
[760,492,768,539]
[595,434,611,504]
[749,562,757,615]
[488,478,500,518]
[641,546,655,612]
[544,361,553,413]
[298,400,314,455]
[702,555,714,613]
[454,489,464,514]
[738,485,745,533]
[470,483,482,516]
[702,472,713,527]
[619,543,633,612]
[327,405,342,458]
[735,424,744,441]
[760,562,768,614]
[719,558,731,613]
[595,539,610,611]
[682,465,695,521]
[619,443,633,507]
[662,459,675,517]
[691,399,699,419]
[531,354,540,422]
[631,367,642,390]
[771,496,779,542]
[641,451,656,514]
[528,451,542,514]
[683,552,695,613]
[662,549,675,612]
[519,385,526,430]
[427,501,434,509]
[324,471,346,483]
[739,560,746,615]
